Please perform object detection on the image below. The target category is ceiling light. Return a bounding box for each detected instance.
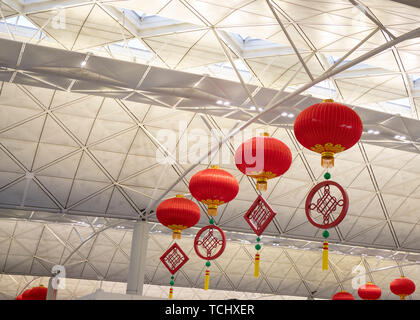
[250,106,256,110]
[367,129,374,134]
[281,112,288,117]
[216,100,223,105]
[258,108,263,112]
[81,60,87,67]
[374,131,380,135]
[288,113,294,118]
[395,135,400,139]
[400,136,406,140]
[223,101,230,106]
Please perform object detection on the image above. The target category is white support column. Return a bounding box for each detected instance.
[46,277,57,300]
[126,220,149,295]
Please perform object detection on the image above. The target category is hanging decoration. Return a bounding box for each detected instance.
[293,99,363,168]
[15,294,23,300]
[160,242,189,299]
[235,132,292,191]
[194,223,226,290]
[358,282,381,300]
[22,285,48,300]
[189,165,239,216]
[305,175,349,270]
[332,291,354,300]
[156,194,201,239]
[243,195,276,277]
[390,277,416,300]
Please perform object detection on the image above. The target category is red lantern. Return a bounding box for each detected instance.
[235,132,292,191]
[358,282,381,300]
[390,277,415,300]
[21,288,33,300]
[294,99,363,168]
[15,294,23,300]
[22,285,48,300]
[156,194,201,239]
[189,165,239,216]
[332,291,354,300]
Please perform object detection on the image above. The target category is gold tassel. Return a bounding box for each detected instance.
[207,204,217,216]
[204,269,210,290]
[169,287,173,299]
[254,253,260,278]
[172,230,181,240]
[256,177,268,191]
[321,152,334,168]
[322,241,328,270]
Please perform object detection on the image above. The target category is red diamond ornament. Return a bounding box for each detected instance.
[244,195,276,236]
[160,242,189,275]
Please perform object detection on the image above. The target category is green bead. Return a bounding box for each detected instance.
[205,261,211,267]
[170,281,174,286]
[171,276,174,280]
[256,237,261,242]
[322,230,330,239]
[324,172,331,180]
[255,244,261,250]
[209,218,215,225]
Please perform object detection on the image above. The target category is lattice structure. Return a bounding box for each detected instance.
[305,181,349,229]
[160,243,189,275]
[244,195,276,236]
[194,225,226,260]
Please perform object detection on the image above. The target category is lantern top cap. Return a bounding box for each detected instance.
[210,165,220,169]
[175,194,184,198]
[322,99,334,103]
[261,132,270,137]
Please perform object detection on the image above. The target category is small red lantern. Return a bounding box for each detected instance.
[294,99,363,168]
[189,165,239,216]
[358,282,381,300]
[15,294,23,300]
[235,132,292,191]
[390,277,415,300]
[332,291,354,300]
[156,194,201,239]
[22,285,48,300]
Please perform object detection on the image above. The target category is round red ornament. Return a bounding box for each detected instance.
[390,277,415,300]
[332,291,354,300]
[156,194,201,239]
[305,180,349,229]
[358,282,381,300]
[294,99,363,168]
[194,225,226,260]
[22,285,48,300]
[189,165,239,216]
[235,132,292,191]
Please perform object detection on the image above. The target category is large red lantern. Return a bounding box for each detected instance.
[235,132,292,191]
[358,282,381,300]
[390,277,415,300]
[15,294,23,300]
[332,291,354,300]
[294,99,363,168]
[22,285,48,300]
[189,165,239,216]
[156,194,201,239]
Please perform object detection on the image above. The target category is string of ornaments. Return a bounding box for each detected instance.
[153,98,366,298]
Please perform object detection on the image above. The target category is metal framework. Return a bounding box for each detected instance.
[0,0,420,300]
